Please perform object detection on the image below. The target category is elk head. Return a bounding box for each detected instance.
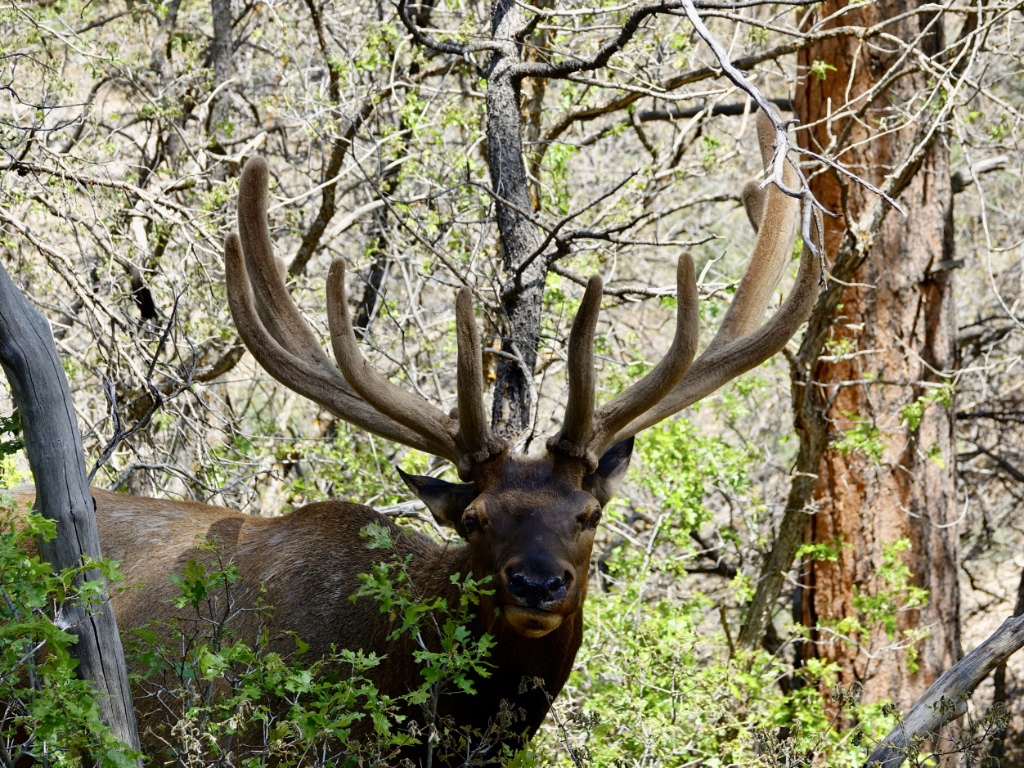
[223,111,818,640]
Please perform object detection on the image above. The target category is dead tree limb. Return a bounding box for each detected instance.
[864,615,1024,767]
[0,261,141,757]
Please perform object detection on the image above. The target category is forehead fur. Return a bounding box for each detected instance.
[471,452,588,493]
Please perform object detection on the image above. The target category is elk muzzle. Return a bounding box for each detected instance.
[500,565,576,638]
[506,571,570,605]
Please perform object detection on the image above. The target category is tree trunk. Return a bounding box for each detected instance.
[208,0,234,146]
[486,0,546,439]
[0,262,142,757]
[794,0,961,712]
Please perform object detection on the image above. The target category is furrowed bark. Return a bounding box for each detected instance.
[487,0,546,439]
[796,0,960,715]
[739,0,961,723]
[737,4,958,692]
[0,261,141,758]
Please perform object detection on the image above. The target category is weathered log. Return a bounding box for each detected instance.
[865,614,1024,767]
[0,261,141,757]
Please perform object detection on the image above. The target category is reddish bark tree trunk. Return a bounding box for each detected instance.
[795,0,961,711]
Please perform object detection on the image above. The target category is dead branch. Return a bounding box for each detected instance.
[864,615,1024,767]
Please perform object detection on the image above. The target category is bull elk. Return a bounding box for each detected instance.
[15,111,817,765]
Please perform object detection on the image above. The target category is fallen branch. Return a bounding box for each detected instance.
[864,614,1024,767]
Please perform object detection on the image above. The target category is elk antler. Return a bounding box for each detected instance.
[549,256,700,463]
[327,259,503,475]
[225,157,505,479]
[555,275,603,456]
[551,110,819,466]
[455,288,499,464]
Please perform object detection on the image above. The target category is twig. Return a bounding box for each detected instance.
[88,293,183,482]
[0,205,130,332]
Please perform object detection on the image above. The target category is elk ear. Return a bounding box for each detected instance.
[583,437,634,507]
[396,467,478,529]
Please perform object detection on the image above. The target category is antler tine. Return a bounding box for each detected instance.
[549,276,603,460]
[455,289,502,469]
[326,258,463,469]
[607,238,818,444]
[741,179,765,232]
[593,110,818,447]
[588,254,700,457]
[224,234,442,456]
[710,110,798,345]
[237,157,329,363]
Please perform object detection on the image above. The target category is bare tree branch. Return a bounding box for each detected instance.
[864,616,1024,767]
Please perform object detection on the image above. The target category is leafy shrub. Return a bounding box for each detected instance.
[528,526,904,768]
[124,525,498,767]
[0,500,139,767]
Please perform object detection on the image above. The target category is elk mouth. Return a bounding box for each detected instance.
[502,604,565,638]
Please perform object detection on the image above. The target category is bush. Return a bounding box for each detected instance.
[123,526,498,767]
[0,499,139,767]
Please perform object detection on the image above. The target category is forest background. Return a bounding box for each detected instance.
[1,0,1023,764]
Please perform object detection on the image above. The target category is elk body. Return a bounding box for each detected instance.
[17,112,818,765]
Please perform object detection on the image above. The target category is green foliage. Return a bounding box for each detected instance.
[0,412,28,484]
[852,539,929,640]
[900,383,954,431]
[712,373,769,421]
[530,519,900,768]
[0,411,23,457]
[815,538,931,674]
[126,535,406,766]
[988,113,1011,141]
[530,406,934,767]
[0,499,140,767]
[353,524,496,703]
[700,134,722,170]
[127,527,499,766]
[745,26,770,49]
[539,588,777,766]
[834,412,887,464]
[825,336,856,360]
[797,535,847,562]
[810,60,838,80]
[925,441,945,466]
[543,143,580,214]
[636,417,759,534]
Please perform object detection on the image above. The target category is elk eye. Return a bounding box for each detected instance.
[579,508,602,529]
[462,510,481,534]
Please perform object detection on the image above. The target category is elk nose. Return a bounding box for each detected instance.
[506,571,571,606]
